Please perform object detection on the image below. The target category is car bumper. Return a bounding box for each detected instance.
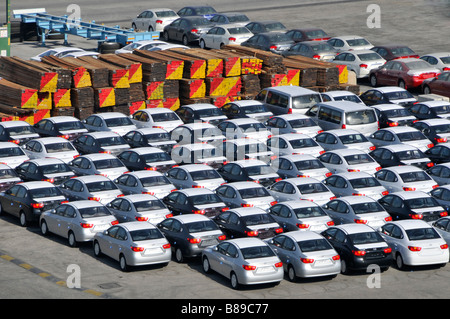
[348,255,393,270]
[401,250,449,266]
[236,267,284,285]
[125,249,172,266]
[292,260,341,278]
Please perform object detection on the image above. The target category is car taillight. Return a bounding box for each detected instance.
[427,162,434,168]
[241,203,254,207]
[348,169,360,172]
[327,221,335,226]
[111,220,119,225]
[369,146,376,151]
[9,139,20,144]
[80,222,94,228]
[187,237,202,244]
[341,124,346,129]
[191,28,198,34]
[145,166,157,171]
[296,223,309,229]
[242,265,256,271]
[384,247,392,254]
[88,197,100,201]
[312,55,321,60]
[32,203,44,209]
[435,137,447,143]
[427,143,434,149]
[376,166,382,171]
[142,191,155,195]
[440,244,448,249]
[131,246,145,252]
[354,218,367,224]
[156,20,163,24]
[42,178,54,183]
[270,201,278,206]
[270,45,278,50]
[352,193,365,196]
[100,150,111,154]
[352,250,366,256]
[245,230,259,237]
[218,235,226,241]
[228,37,236,42]
[408,246,422,251]
[382,191,389,196]
[301,258,315,263]
[192,185,205,188]
[325,172,333,177]
[163,243,171,249]
[329,196,336,200]
[58,135,70,139]
[332,255,340,261]
[388,121,399,127]
[274,262,283,268]
[440,211,448,217]
[385,216,393,222]
[403,187,416,191]
[192,210,205,215]
[135,216,149,221]
[275,227,283,234]
[165,213,173,218]
[359,64,368,68]
[409,213,423,219]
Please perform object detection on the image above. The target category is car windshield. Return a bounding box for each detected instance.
[390,47,415,56]
[293,206,327,218]
[357,52,382,61]
[384,91,415,100]
[397,131,427,142]
[339,133,369,144]
[288,118,317,128]
[310,43,335,52]
[0,168,18,178]
[432,124,450,134]
[432,104,450,115]
[345,110,377,125]
[5,125,36,135]
[45,142,75,153]
[384,108,412,118]
[241,245,276,259]
[196,107,224,117]
[130,228,165,241]
[55,121,85,131]
[239,122,268,132]
[86,180,118,192]
[297,183,329,194]
[140,176,171,187]
[349,231,384,245]
[242,213,275,226]
[191,17,213,26]
[440,57,450,63]
[405,61,432,70]
[134,199,166,212]
[305,30,328,38]
[396,149,426,160]
[193,148,218,159]
[294,159,325,170]
[400,171,432,183]
[265,23,286,32]
[289,138,318,148]
[347,38,370,47]
[190,169,221,181]
[349,177,381,188]
[145,132,171,142]
[244,142,268,154]
[239,187,270,199]
[98,136,127,146]
[190,193,222,205]
[351,202,384,214]
[406,197,439,209]
[292,94,322,109]
[105,117,134,127]
[29,187,62,198]
[228,15,249,23]
[155,11,177,17]
[406,227,441,241]
[151,112,180,122]
[200,127,223,137]
[142,152,172,163]
[93,158,124,169]
[0,147,25,157]
[299,239,333,252]
[242,104,267,114]
[344,153,375,165]
[41,163,72,174]
[185,220,219,233]
[332,95,363,103]
[78,206,111,218]
[245,165,276,176]
[228,27,251,34]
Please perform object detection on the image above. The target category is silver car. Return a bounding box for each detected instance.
[170,143,226,168]
[268,177,336,205]
[271,154,332,180]
[21,137,77,164]
[368,126,433,153]
[217,118,272,143]
[320,91,365,105]
[131,8,179,32]
[318,149,381,175]
[374,166,438,193]
[130,108,183,133]
[39,200,118,247]
[215,181,277,210]
[420,52,450,72]
[268,200,335,232]
[266,231,341,281]
[68,153,128,181]
[432,216,450,245]
[323,172,389,200]
[165,164,225,190]
[322,196,392,228]
[0,163,21,192]
[427,163,450,186]
[264,114,322,136]
[114,170,177,198]
[82,112,137,136]
[327,35,374,52]
[332,50,386,79]
[267,133,325,158]
[430,185,450,211]
[314,129,376,153]
[106,194,172,224]
[201,237,284,289]
[93,221,172,271]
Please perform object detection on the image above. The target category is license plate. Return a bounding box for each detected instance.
[144,248,163,255]
[314,259,332,266]
[94,224,109,231]
[257,266,274,273]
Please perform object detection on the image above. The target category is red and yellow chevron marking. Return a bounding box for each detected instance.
[286,69,300,86]
[145,81,164,100]
[37,92,52,110]
[53,89,72,108]
[241,57,263,75]
[165,60,184,80]
[72,67,92,88]
[209,95,241,107]
[110,69,130,89]
[335,64,348,84]
[163,98,180,111]
[184,79,206,99]
[207,76,242,97]
[128,64,143,84]
[268,74,288,87]
[129,100,146,114]
[39,72,58,93]
[223,56,241,77]
[20,89,38,109]
[189,60,206,79]
[96,88,115,108]
[205,58,223,78]
[146,99,164,108]
[31,109,50,125]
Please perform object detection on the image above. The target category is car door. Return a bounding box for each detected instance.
[109,226,129,260]
[100,225,120,259]
[203,27,218,48]
[375,61,394,84]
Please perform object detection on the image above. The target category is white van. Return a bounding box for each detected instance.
[254,86,322,115]
[306,101,379,136]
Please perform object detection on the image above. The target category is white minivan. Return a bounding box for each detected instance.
[306,101,379,136]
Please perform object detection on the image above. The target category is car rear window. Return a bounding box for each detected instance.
[349,177,381,188]
[292,94,322,109]
[347,38,371,47]
[405,227,440,241]
[239,187,271,199]
[357,52,382,61]
[297,182,329,194]
[45,142,75,153]
[242,213,275,226]
[79,206,111,218]
[190,169,221,181]
[345,110,377,125]
[185,220,220,233]
[134,199,166,212]
[400,171,432,183]
[351,202,384,214]
[241,245,276,259]
[344,153,375,165]
[298,239,333,252]
[293,206,327,218]
[130,228,165,241]
[30,187,62,198]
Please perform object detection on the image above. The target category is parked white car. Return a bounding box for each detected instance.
[131,8,179,32]
[332,49,386,78]
[199,24,253,49]
[374,166,438,193]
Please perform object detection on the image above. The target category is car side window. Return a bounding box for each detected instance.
[391,225,403,239]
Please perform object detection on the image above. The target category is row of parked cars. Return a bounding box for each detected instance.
[124,6,450,97]
[1,82,450,289]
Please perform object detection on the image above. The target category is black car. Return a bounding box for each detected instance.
[213,208,283,239]
[281,41,337,61]
[241,32,294,55]
[424,144,450,164]
[370,44,419,61]
[209,12,250,25]
[412,119,450,145]
[378,191,447,222]
[175,103,227,125]
[15,158,75,186]
[117,147,175,173]
[285,28,330,42]
[162,16,215,45]
[162,188,228,217]
[0,163,22,192]
[217,160,281,186]
[407,101,450,120]
[220,101,273,122]
[320,224,392,274]
[244,20,286,34]
[33,116,88,141]
[122,128,177,153]
[176,5,217,20]
[369,145,434,170]
[0,121,40,145]
[370,104,417,128]
[72,132,130,156]
[156,214,225,262]
[0,181,67,227]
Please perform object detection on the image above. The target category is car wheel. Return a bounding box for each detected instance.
[93,240,102,257]
[423,85,431,95]
[398,80,406,89]
[119,254,129,272]
[369,74,377,87]
[148,26,154,32]
[40,220,49,236]
[19,211,27,227]
[202,256,211,273]
[68,231,77,247]
[162,31,169,41]
[175,247,184,263]
[0,203,3,216]
[131,23,137,30]
[396,253,405,270]
[230,271,240,290]
[182,35,189,46]
[287,265,297,282]
[199,39,206,49]
[340,259,349,274]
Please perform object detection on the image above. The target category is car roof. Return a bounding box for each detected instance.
[120,221,157,231]
[422,52,450,57]
[178,164,215,171]
[370,103,404,110]
[91,112,127,119]
[377,144,419,152]
[125,170,164,178]
[278,133,314,140]
[274,114,311,120]
[334,171,374,179]
[227,118,261,124]
[417,118,450,126]
[285,177,323,184]
[183,103,217,110]
[66,200,104,208]
[140,108,177,114]
[132,147,166,154]
[332,35,367,40]
[232,159,268,167]
[19,181,56,189]
[281,154,319,161]
[181,123,217,130]
[263,85,318,95]
[121,194,158,202]
[227,181,265,189]
[382,165,424,173]
[382,126,421,134]
[0,120,32,127]
[171,214,210,223]
[177,187,214,196]
[323,128,362,136]
[225,100,264,107]
[277,200,320,209]
[29,137,71,144]
[342,49,380,55]
[372,86,409,93]
[80,153,117,160]
[416,100,450,107]
[229,207,268,216]
[391,191,431,199]
[25,157,66,165]
[284,230,325,241]
[316,101,372,111]
[225,138,262,146]
[71,175,112,182]
[45,116,81,123]
[133,128,169,134]
[328,148,367,156]
[323,90,359,97]
[84,131,122,138]
[335,195,378,205]
[388,219,431,230]
[228,237,266,249]
[334,223,375,234]
[0,141,23,148]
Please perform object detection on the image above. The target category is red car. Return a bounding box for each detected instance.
[422,71,450,97]
[371,44,419,61]
[369,58,441,89]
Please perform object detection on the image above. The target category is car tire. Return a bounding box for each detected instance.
[131,23,137,30]
[93,240,102,257]
[369,74,377,87]
[162,31,170,42]
[199,39,206,49]
[175,247,184,263]
[423,85,431,95]
[182,35,189,46]
[19,211,27,227]
[340,259,349,275]
[148,26,154,32]
[287,265,297,282]
[396,253,405,270]
[119,254,129,272]
[98,42,122,54]
[230,271,240,290]
[68,231,78,247]
[0,203,3,216]
[202,256,211,273]
[40,220,49,236]
[398,80,406,89]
